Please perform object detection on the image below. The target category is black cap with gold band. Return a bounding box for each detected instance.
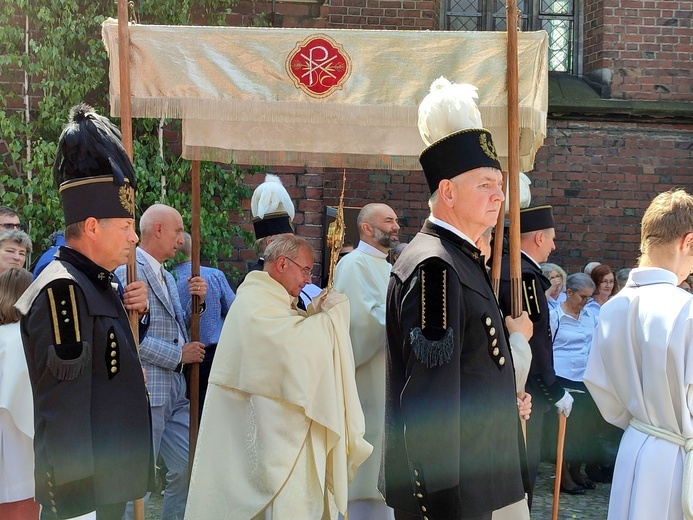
[419,128,502,195]
[519,205,554,233]
[54,103,136,225]
[59,176,135,226]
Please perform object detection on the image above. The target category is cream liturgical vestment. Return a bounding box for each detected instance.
[584,267,693,520]
[333,243,391,504]
[184,271,372,520]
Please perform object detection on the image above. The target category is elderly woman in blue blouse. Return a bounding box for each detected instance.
[550,273,602,494]
[541,262,567,310]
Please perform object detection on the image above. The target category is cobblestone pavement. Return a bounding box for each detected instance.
[146,462,611,519]
[532,462,610,520]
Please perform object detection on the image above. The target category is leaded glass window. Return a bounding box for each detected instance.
[442,0,580,74]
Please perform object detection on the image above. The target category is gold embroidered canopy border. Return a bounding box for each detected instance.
[102,19,548,171]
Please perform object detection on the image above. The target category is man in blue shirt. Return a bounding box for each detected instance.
[173,232,235,418]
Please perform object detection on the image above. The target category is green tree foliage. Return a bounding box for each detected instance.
[0,0,253,271]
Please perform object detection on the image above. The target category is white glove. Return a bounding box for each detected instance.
[307,290,348,314]
[555,390,574,418]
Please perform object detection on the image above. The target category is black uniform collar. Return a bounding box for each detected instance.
[421,220,484,264]
[57,246,114,290]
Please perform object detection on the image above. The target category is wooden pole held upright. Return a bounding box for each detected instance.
[188,160,202,476]
[117,2,145,519]
[506,0,522,319]
[552,413,568,520]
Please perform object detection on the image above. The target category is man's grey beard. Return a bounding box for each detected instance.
[374,227,399,250]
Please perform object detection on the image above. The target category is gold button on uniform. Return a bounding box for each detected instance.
[111,342,117,348]
[111,367,118,373]
[493,347,500,356]
[485,317,492,326]
[111,351,117,357]
[489,327,496,336]
[499,357,506,366]
[416,493,423,498]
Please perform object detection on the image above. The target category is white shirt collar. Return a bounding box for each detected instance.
[139,247,164,275]
[427,216,476,248]
[521,250,543,270]
[628,267,678,287]
[356,240,388,259]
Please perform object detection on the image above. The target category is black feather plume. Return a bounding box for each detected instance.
[53,103,136,190]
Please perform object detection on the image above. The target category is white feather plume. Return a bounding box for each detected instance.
[504,172,533,213]
[418,77,484,146]
[251,174,295,220]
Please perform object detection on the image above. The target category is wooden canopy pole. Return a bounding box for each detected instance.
[189,160,202,475]
[490,169,506,296]
[506,0,523,319]
[552,413,568,520]
[117,2,145,520]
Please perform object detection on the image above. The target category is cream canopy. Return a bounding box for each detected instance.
[102,20,548,171]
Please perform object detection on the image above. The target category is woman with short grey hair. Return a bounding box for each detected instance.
[541,262,567,309]
[0,230,32,275]
[550,273,604,494]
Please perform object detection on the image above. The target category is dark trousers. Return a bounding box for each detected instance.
[198,344,216,419]
[185,343,217,421]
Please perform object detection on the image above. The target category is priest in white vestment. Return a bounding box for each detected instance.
[584,189,693,520]
[333,203,400,519]
[185,234,372,520]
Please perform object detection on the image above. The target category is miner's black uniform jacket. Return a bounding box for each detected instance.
[19,247,154,519]
[380,221,528,519]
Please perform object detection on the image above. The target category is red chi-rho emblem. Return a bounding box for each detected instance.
[286,34,351,98]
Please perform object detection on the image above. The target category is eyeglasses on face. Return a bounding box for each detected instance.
[284,256,313,277]
[1,223,22,230]
[600,279,615,285]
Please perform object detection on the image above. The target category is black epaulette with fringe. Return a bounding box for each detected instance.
[43,279,91,380]
[410,262,454,368]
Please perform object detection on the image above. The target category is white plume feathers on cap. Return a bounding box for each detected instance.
[251,174,295,220]
[418,77,484,147]
[504,172,533,213]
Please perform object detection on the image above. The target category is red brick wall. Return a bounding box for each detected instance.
[222,118,692,286]
[582,0,693,101]
[216,0,328,28]
[529,120,693,274]
[326,0,437,29]
[582,0,605,72]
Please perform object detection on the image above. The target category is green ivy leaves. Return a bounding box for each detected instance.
[0,0,254,276]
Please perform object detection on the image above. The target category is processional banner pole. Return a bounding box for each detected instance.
[188,161,202,476]
[117,1,145,519]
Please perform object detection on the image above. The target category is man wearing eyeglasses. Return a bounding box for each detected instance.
[0,206,21,231]
[185,233,372,520]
